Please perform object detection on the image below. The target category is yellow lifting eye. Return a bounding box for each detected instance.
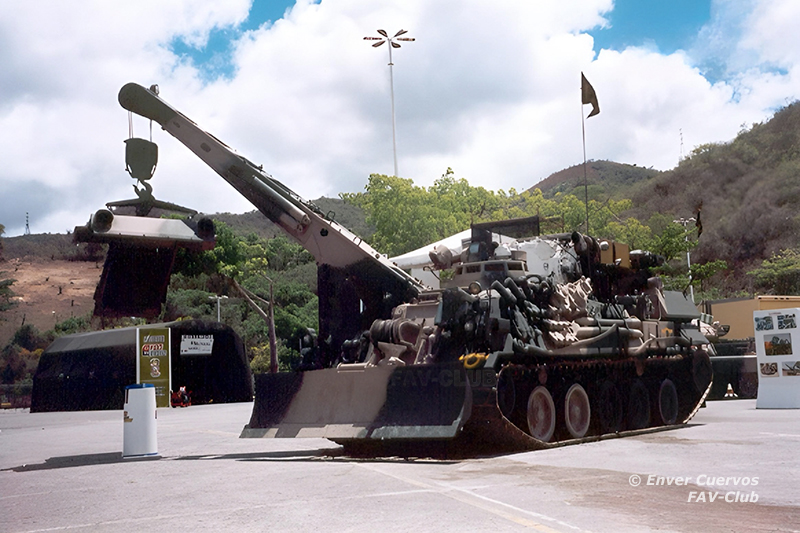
[460,352,488,369]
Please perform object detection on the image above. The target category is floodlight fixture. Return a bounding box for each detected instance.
[363,29,415,177]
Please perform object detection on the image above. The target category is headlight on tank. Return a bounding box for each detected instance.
[468,281,482,295]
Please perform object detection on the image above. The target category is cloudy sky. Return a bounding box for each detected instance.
[1,0,798,236]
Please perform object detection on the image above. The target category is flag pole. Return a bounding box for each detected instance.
[580,72,599,235]
[582,105,589,234]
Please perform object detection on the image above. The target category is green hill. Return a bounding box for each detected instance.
[531,160,661,201]
[518,102,800,294]
[625,102,800,287]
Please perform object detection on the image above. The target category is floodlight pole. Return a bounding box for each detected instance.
[364,29,415,177]
[674,217,696,303]
[209,295,228,322]
[388,44,398,178]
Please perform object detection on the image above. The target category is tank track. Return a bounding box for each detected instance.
[333,348,712,459]
[489,348,712,444]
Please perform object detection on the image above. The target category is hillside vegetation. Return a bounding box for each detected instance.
[626,102,800,289]
[520,103,800,294]
[533,160,661,202]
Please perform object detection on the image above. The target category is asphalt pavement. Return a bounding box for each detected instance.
[2,399,799,532]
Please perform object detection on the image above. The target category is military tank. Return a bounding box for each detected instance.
[117,82,712,456]
[245,225,712,456]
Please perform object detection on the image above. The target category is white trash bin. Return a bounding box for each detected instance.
[123,383,158,457]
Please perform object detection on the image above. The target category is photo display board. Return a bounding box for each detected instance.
[753,308,800,408]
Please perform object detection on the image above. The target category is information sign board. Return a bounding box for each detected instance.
[136,327,171,408]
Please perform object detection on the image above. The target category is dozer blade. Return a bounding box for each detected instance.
[241,362,473,441]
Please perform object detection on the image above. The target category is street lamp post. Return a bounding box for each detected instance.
[674,217,696,303]
[364,29,415,177]
[208,295,228,322]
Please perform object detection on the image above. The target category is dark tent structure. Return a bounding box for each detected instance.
[31,320,253,412]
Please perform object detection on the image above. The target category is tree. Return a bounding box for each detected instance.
[428,169,502,225]
[162,289,219,322]
[342,171,660,256]
[9,324,50,352]
[606,217,653,250]
[165,221,319,373]
[1,344,41,384]
[0,273,17,312]
[649,222,694,262]
[691,259,728,292]
[250,340,302,373]
[748,249,800,294]
[342,173,460,256]
[344,171,582,256]
[507,188,560,221]
[53,315,92,336]
[173,221,248,278]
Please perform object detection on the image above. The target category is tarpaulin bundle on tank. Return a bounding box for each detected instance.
[31,320,253,412]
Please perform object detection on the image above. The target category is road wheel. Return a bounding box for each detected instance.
[497,370,516,418]
[692,350,713,393]
[596,380,624,434]
[657,379,679,425]
[627,379,650,430]
[527,386,556,442]
[564,383,591,438]
[735,372,758,399]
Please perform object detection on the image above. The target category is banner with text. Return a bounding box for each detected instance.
[136,327,171,408]
[180,334,214,355]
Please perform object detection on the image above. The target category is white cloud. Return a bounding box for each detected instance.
[0,0,797,236]
[741,0,800,68]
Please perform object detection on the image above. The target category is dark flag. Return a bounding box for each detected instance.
[696,210,703,237]
[581,73,600,118]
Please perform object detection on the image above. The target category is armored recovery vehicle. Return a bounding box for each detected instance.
[118,83,712,455]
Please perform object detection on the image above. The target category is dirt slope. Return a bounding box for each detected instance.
[0,258,102,346]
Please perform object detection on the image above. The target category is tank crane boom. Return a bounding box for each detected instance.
[118,82,422,287]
